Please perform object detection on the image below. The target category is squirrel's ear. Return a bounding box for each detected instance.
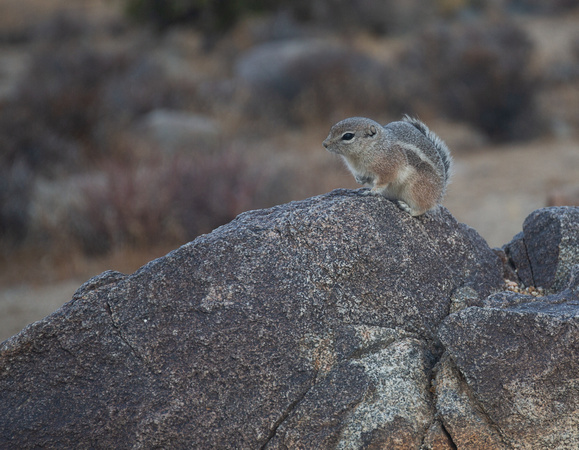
[368,125,377,137]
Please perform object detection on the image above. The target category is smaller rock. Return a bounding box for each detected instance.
[438,280,579,449]
[503,206,579,291]
[133,109,221,154]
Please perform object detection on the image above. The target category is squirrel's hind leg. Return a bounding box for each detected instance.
[361,188,425,216]
[396,200,426,216]
[360,188,381,196]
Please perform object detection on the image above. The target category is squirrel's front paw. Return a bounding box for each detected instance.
[360,188,380,196]
[396,200,413,213]
[355,175,372,185]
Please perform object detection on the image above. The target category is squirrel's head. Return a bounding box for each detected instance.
[323,117,381,156]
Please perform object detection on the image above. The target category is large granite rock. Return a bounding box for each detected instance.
[1,192,578,448]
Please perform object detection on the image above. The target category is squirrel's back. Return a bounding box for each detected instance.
[399,115,453,188]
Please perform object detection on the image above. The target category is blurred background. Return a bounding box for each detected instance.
[1,0,579,340]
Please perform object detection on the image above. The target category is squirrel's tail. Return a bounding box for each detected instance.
[402,115,453,187]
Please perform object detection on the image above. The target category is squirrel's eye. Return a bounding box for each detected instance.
[341,133,355,141]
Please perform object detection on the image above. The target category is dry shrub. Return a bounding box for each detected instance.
[0,24,197,249]
[124,0,440,37]
[302,0,438,35]
[0,162,34,246]
[72,150,265,255]
[0,102,80,246]
[0,103,81,178]
[504,0,579,14]
[0,10,197,179]
[13,44,194,162]
[399,20,541,141]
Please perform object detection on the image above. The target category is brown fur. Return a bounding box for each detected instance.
[323,116,452,216]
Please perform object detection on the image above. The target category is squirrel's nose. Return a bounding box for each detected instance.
[323,139,329,148]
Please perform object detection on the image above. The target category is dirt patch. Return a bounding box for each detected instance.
[0,280,82,342]
[445,137,579,248]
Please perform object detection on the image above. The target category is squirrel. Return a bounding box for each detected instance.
[323,115,453,216]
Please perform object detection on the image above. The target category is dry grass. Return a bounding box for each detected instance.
[72,149,268,254]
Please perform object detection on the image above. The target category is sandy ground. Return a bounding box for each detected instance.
[446,137,579,248]
[0,281,83,341]
[2,136,578,343]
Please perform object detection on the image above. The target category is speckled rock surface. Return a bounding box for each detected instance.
[2,193,576,448]
[435,207,579,449]
[504,206,579,292]
[438,268,579,449]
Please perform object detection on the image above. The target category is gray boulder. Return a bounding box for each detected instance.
[1,193,578,448]
[503,206,579,292]
[438,206,579,449]
[132,109,221,155]
[0,189,502,448]
[236,39,350,97]
[438,272,579,449]
[235,39,391,123]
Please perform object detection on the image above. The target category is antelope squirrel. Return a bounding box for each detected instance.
[323,116,453,216]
